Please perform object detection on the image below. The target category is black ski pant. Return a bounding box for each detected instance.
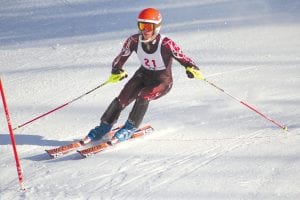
[101,67,172,127]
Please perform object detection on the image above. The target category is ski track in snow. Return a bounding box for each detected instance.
[1,0,300,199]
[101,128,270,199]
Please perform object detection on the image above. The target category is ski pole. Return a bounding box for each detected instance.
[202,78,288,131]
[13,80,110,130]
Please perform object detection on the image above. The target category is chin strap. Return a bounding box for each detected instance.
[139,34,158,43]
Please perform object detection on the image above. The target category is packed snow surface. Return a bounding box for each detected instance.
[0,0,299,199]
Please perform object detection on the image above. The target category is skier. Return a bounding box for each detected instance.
[81,7,203,144]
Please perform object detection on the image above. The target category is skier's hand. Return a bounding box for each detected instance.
[186,66,203,80]
[108,68,128,83]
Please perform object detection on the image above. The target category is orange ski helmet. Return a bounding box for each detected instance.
[137,8,162,35]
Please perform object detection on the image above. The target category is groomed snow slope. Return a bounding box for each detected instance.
[0,0,300,199]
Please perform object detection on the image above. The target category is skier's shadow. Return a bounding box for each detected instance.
[0,133,71,146]
[0,133,75,161]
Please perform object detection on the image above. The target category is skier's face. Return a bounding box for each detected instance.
[142,29,154,40]
[138,22,155,40]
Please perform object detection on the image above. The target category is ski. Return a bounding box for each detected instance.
[45,141,82,158]
[77,125,154,158]
[45,126,122,158]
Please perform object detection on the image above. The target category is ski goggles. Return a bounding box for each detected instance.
[138,22,155,31]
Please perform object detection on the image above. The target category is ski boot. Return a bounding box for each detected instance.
[114,120,137,142]
[80,122,112,145]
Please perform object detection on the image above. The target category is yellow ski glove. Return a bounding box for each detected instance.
[107,68,128,83]
[186,66,203,80]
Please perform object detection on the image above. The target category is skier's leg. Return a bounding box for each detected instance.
[114,82,172,141]
[101,98,123,125]
[139,82,172,101]
[83,74,144,143]
[114,98,149,141]
[82,98,122,143]
[128,97,149,128]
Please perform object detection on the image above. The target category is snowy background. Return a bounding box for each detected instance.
[1,0,300,199]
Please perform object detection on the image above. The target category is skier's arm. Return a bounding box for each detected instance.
[162,37,203,79]
[107,35,138,83]
[111,35,139,71]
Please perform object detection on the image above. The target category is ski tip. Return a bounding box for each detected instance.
[283,125,288,132]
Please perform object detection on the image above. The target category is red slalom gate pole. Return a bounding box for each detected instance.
[203,78,288,131]
[0,78,25,190]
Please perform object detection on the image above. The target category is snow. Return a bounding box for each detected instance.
[0,0,300,199]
